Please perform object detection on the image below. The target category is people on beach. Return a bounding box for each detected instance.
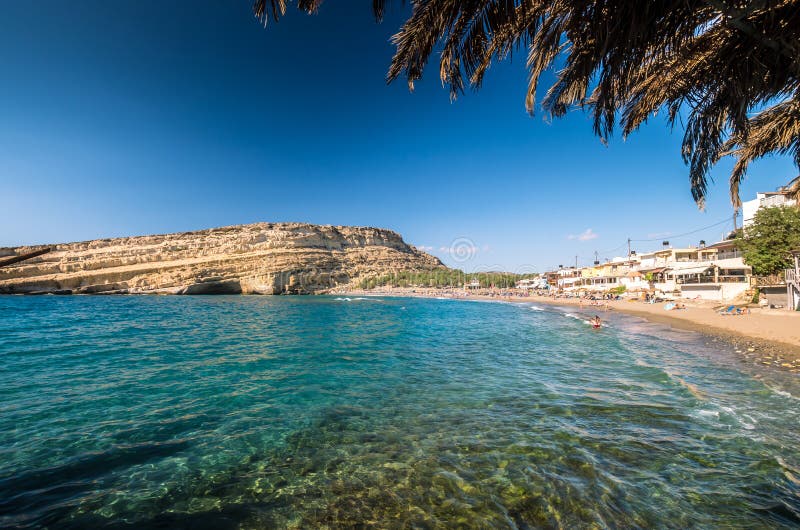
[718,305,751,316]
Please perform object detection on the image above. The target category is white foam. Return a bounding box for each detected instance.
[695,404,760,431]
[564,313,590,325]
[741,414,757,430]
[695,409,720,418]
[693,406,758,430]
[765,386,798,400]
[334,297,378,302]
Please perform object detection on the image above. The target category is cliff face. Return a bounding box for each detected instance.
[0,223,444,295]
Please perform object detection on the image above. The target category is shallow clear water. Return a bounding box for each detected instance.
[1,295,799,529]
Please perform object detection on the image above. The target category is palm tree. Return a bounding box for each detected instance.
[781,175,800,203]
[252,0,800,208]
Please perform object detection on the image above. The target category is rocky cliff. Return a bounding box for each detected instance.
[0,223,445,295]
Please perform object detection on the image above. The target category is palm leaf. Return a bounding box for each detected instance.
[252,0,800,207]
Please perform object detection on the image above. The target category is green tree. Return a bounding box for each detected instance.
[736,206,800,276]
[252,0,800,207]
[357,268,538,289]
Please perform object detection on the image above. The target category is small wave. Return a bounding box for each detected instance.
[334,297,377,302]
[564,313,590,325]
[529,306,544,312]
[765,386,798,401]
[694,409,720,419]
[741,413,757,430]
[695,404,758,431]
[691,407,756,430]
[719,406,757,429]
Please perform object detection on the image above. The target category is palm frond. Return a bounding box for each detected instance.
[392,0,800,206]
[784,175,800,203]
[253,0,395,25]
[252,0,800,207]
[724,98,800,207]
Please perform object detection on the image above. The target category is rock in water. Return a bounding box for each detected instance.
[0,223,444,295]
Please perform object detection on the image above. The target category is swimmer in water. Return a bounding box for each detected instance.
[590,316,602,328]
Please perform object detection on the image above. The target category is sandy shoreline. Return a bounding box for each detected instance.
[338,288,800,373]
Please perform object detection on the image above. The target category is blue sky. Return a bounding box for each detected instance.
[1,1,795,272]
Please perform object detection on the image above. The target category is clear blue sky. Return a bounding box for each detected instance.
[1,1,795,272]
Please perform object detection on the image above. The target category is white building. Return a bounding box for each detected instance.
[742,191,796,227]
[638,247,718,296]
[634,242,751,301]
[619,270,649,291]
[555,267,582,291]
[517,277,548,290]
[669,257,752,301]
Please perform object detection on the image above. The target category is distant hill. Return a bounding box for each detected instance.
[0,223,445,295]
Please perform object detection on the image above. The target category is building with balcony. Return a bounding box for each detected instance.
[638,247,720,270]
[517,277,548,290]
[631,242,751,300]
[669,258,752,301]
[742,190,797,227]
[555,267,581,291]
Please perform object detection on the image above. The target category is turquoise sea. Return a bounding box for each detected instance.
[1,295,799,529]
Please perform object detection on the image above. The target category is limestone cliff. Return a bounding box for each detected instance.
[0,223,445,295]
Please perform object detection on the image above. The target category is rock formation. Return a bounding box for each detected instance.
[0,223,444,295]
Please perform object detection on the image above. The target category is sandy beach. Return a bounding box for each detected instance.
[338,288,800,373]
